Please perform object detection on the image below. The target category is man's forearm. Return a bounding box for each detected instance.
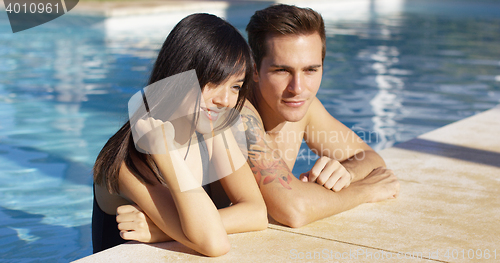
[260,175,368,228]
[247,146,370,227]
[341,150,385,182]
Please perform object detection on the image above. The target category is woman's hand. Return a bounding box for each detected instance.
[134,117,176,154]
[116,204,171,243]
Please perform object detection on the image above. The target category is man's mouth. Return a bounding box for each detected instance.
[282,100,306,107]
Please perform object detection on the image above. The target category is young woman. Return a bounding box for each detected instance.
[92,14,267,257]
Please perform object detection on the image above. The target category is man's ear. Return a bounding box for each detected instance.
[252,63,259,83]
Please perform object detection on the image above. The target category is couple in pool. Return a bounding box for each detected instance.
[92,4,400,257]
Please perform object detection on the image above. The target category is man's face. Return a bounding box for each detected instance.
[255,33,323,124]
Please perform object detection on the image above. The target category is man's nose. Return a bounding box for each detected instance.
[287,74,304,95]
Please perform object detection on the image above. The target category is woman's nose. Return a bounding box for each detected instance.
[212,86,232,108]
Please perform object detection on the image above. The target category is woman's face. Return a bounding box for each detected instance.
[196,72,246,134]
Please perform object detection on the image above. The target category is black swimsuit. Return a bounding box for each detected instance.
[92,133,212,253]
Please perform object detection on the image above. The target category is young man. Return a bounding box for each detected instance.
[114,5,400,242]
[239,4,400,227]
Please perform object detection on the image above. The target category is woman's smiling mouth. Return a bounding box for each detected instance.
[202,108,220,121]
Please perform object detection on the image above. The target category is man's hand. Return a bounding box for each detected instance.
[350,167,400,203]
[116,204,170,243]
[300,156,353,192]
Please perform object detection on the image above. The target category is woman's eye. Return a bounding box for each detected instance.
[231,85,242,91]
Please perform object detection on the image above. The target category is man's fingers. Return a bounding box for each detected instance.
[363,168,400,202]
[299,172,309,182]
[309,157,330,182]
[332,173,350,192]
[344,177,351,188]
[308,157,354,192]
[316,160,341,185]
[393,177,400,198]
[323,173,339,189]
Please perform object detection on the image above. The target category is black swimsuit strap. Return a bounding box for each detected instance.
[196,132,211,196]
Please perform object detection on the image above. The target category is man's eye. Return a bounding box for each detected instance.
[306,68,318,72]
[274,68,287,72]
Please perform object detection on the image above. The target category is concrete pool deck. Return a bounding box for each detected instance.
[74,104,500,262]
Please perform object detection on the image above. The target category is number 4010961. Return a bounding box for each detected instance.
[5,2,61,14]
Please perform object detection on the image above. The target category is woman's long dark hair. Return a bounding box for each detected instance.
[94,14,253,193]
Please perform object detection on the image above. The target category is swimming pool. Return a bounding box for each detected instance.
[0,0,499,261]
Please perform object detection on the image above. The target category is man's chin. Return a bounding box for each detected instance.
[277,101,310,122]
[281,110,307,123]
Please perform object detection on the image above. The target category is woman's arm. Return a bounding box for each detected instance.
[120,119,229,257]
[117,125,268,243]
[117,161,268,242]
[211,127,268,233]
[118,167,229,257]
[217,164,268,233]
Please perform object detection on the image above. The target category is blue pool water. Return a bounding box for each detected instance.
[1,0,499,261]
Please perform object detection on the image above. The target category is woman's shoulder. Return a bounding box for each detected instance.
[94,181,131,215]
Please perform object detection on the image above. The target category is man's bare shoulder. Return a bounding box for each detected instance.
[241,99,261,119]
[240,99,266,131]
